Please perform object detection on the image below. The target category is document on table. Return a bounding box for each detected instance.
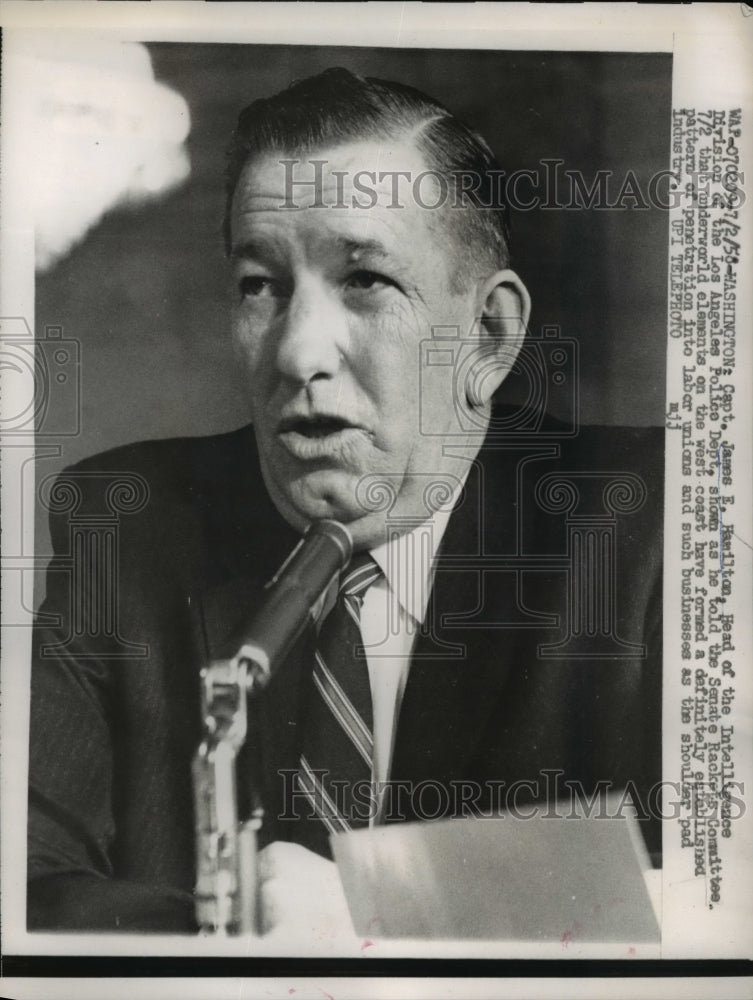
[332,807,660,943]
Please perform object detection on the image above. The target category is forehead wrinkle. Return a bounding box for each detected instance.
[231,230,402,271]
[229,231,292,263]
[231,147,454,289]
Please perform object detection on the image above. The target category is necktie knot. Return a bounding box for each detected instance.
[339,552,382,600]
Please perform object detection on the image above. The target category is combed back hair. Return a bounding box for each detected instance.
[224,67,512,285]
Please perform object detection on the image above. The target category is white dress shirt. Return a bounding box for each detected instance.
[358,483,465,820]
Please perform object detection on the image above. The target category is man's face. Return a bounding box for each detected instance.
[229,139,492,549]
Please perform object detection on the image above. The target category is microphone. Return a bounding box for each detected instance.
[232,519,353,690]
[193,519,353,934]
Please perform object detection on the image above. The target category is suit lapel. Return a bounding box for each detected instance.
[391,447,522,787]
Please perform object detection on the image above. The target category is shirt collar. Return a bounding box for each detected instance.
[368,475,466,625]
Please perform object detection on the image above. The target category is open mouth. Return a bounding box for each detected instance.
[279,415,355,438]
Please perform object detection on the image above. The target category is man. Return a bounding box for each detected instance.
[28,68,662,934]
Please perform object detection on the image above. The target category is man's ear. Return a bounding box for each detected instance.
[467,269,531,407]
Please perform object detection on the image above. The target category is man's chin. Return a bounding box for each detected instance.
[272,474,365,528]
[269,476,393,549]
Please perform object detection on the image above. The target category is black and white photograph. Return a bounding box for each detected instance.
[1,4,751,999]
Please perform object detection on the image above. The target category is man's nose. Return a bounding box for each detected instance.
[275,281,345,385]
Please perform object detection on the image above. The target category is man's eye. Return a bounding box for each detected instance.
[345,270,394,292]
[239,275,280,299]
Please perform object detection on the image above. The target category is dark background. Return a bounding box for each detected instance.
[34,44,671,565]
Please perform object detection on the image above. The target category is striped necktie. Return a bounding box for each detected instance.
[294,552,382,856]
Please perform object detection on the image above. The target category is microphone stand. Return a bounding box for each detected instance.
[191,520,352,935]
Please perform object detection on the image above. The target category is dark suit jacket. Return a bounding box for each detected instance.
[28,418,663,931]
